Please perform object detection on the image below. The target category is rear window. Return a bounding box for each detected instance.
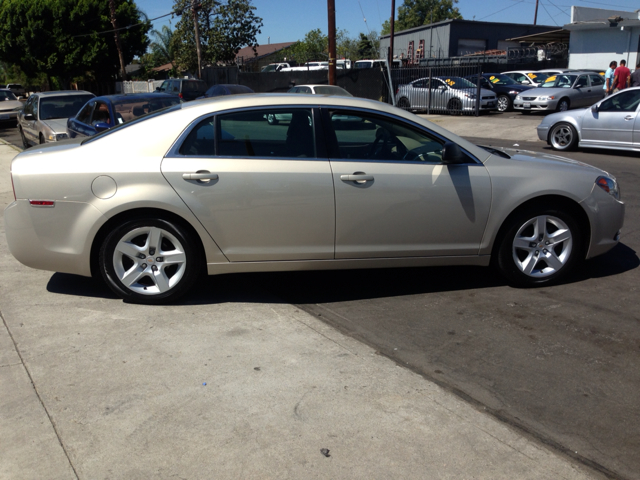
[313,86,352,96]
[184,81,207,93]
[113,96,182,123]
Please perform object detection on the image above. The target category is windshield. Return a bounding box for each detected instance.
[525,72,549,83]
[113,96,182,123]
[39,94,95,120]
[541,74,577,88]
[0,90,18,101]
[313,86,352,96]
[485,74,517,86]
[437,77,477,89]
[82,103,183,145]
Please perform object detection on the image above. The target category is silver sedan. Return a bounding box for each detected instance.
[5,94,624,304]
[513,72,605,113]
[17,90,95,148]
[538,87,640,151]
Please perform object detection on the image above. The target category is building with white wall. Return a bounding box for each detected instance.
[565,6,640,70]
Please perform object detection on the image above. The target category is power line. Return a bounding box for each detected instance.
[477,0,526,21]
[72,10,179,38]
[539,1,559,26]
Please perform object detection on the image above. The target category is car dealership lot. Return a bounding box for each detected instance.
[1,110,638,479]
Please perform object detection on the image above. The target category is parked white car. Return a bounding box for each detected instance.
[502,71,550,87]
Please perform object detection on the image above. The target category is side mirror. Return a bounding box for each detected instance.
[94,122,111,132]
[442,142,466,164]
[155,87,161,92]
[23,113,34,121]
[591,104,599,113]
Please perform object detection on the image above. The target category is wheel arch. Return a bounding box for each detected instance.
[90,207,207,279]
[547,118,581,144]
[556,96,571,110]
[490,194,591,264]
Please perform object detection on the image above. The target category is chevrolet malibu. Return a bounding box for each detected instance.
[5,95,625,304]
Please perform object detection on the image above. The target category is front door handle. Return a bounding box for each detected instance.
[625,115,634,121]
[182,172,219,182]
[341,173,374,184]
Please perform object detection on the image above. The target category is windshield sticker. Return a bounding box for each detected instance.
[445,79,455,86]
[545,76,557,82]
[489,76,495,80]
[527,73,537,78]
[491,77,500,83]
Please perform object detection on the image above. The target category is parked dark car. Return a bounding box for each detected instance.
[67,93,181,138]
[464,73,534,112]
[199,84,254,99]
[155,78,208,101]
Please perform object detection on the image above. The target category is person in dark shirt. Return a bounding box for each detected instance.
[613,59,630,91]
[630,62,640,87]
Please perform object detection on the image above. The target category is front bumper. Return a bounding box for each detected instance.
[0,111,18,121]
[513,99,558,111]
[536,125,550,142]
[581,184,625,259]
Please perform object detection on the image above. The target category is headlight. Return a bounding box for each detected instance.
[464,94,476,99]
[48,133,68,141]
[508,90,519,95]
[537,96,555,101]
[596,176,621,200]
[516,95,521,100]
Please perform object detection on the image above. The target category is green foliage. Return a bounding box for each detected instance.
[285,29,328,63]
[381,0,462,35]
[357,32,380,59]
[171,0,263,72]
[149,25,175,67]
[0,0,150,87]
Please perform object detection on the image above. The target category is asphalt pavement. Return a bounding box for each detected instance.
[0,112,631,479]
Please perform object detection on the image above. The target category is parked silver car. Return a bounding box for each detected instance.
[17,90,95,148]
[5,94,624,304]
[513,72,605,113]
[538,86,640,151]
[0,89,23,124]
[396,76,497,114]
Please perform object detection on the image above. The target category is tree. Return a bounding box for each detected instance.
[0,0,150,88]
[149,25,176,68]
[171,0,263,72]
[357,32,380,59]
[381,0,462,35]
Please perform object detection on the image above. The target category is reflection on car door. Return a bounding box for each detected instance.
[161,109,336,262]
[581,90,640,148]
[22,95,39,144]
[325,109,492,258]
[68,101,95,138]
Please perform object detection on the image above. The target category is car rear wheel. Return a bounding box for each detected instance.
[99,218,202,304]
[397,97,411,110]
[19,126,29,149]
[497,206,582,287]
[549,122,578,151]
[556,98,570,112]
[39,133,45,144]
[497,95,511,112]
[447,98,462,115]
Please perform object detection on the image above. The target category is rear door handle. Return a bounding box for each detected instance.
[340,174,374,183]
[182,172,219,181]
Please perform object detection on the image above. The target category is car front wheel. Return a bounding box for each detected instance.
[99,218,202,304]
[556,98,570,112]
[549,122,578,150]
[497,95,511,112]
[19,126,29,149]
[497,207,582,287]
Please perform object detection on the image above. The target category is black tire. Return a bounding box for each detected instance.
[39,133,45,145]
[556,98,570,112]
[99,217,202,304]
[266,113,278,125]
[447,98,462,115]
[520,110,532,115]
[397,97,411,110]
[19,126,29,149]
[497,95,512,112]
[497,206,582,287]
[548,122,578,151]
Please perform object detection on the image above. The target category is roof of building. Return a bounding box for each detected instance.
[380,19,556,39]
[235,42,296,62]
[152,63,174,72]
[507,29,570,43]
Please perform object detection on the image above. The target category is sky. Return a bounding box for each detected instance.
[133,0,640,45]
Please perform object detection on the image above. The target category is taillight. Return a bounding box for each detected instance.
[179,92,184,99]
[29,200,55,207]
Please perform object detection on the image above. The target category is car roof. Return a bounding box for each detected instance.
[36,90,94,97]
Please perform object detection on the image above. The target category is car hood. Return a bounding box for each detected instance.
[40,118,69,133]
[519,87,571,96]
[0,100,23,110]
[483,145,606,173]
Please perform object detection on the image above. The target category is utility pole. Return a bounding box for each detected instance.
[192,0,203,79]
[109,0,127,81]
[328,0,336,85]
[389,0,395,63]
[533,0,539,25]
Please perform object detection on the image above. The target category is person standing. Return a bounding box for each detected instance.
[613,59,631,92]
[630,62,640,87]
[604,60,617,96]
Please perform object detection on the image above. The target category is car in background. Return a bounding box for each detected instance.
[17,90,95,148]
[355,59,401,69]
[198,84,254,99]
[266,84,353,124]
[537,86,640,152]
[464,73,534,112]
[155,78,208,101]
[502,70,550,87]
[513,72,605,113]
[67,93,181,138]
[0,89,24,125]
[395,76,497,114]
[6,83,26,98]
[5,94,624,305]
[261,63,290,72]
